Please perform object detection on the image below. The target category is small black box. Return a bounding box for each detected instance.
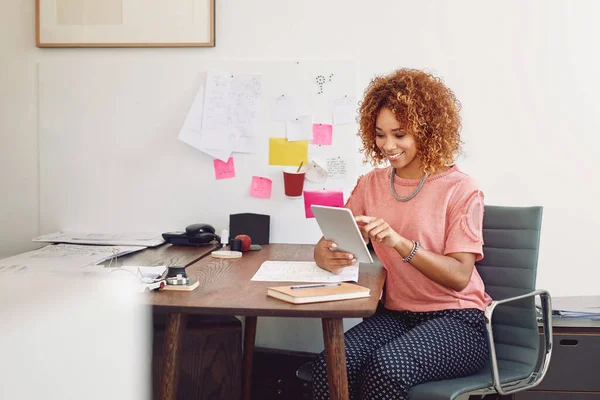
[229,213,270,245]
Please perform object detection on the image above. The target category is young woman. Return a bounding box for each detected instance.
[312,69,491,400]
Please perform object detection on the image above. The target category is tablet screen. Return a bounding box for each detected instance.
[311,205,374,264]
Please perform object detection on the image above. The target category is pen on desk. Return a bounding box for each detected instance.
[290,283,341,290]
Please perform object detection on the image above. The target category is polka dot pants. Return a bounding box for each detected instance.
[311,307,489,400]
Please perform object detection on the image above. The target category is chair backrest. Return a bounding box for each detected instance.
[476,205,543,373]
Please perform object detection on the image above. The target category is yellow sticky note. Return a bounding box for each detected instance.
[268,138,309,166]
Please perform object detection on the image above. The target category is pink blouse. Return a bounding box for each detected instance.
[345,165,492,312]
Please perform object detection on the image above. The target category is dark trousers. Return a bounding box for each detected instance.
[312,306,489,400]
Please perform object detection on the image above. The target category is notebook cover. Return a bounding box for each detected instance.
[267,282,370,304]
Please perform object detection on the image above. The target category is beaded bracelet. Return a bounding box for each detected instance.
[402,241,419,263]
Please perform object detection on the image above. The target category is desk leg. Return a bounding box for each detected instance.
[159,312,188,400]
[242,316,258,400]
[322,318,349,400]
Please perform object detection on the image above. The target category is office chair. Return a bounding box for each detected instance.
[296,205,553,399]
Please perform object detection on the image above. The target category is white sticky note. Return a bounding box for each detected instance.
[271,95,297,122]
[286,115,313,141]
[333,96,357,125]
[198,71,262,157]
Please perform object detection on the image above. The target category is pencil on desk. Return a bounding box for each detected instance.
[290,283,341,290]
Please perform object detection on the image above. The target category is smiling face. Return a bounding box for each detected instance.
[375,107,422,178]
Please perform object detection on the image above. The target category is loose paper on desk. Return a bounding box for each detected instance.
[0,244,145,274]
[199,71,262,158]
[537,296,600,318]
[32,231,165,247]
[119,265,167,279]
[251,261,358,283]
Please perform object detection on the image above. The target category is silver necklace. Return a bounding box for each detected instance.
[389,168,429,202]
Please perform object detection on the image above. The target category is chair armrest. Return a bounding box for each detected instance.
[484,289,553,396]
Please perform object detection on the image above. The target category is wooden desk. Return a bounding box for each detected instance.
[116,242,219,270]
[149,243,386,400]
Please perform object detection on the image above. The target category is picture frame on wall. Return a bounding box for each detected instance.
[36,0,215,48]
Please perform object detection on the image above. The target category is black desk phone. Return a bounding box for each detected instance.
[162,223,221,247]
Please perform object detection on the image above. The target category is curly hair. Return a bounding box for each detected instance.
[358,69,462,174]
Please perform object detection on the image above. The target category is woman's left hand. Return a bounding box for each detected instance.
[355,215,403,248]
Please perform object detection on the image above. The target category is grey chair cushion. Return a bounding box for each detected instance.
[298,359,534,400]
[408,360,533,400]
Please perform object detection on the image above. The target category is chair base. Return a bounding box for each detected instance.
[296,361,313,382]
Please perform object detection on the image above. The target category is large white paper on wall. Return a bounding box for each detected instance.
[199,71,263,158]
[177,84,234,160]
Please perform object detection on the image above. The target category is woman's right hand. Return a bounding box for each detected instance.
[313,237,356,274]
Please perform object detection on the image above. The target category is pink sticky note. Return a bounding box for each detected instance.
[250,176,272,199]
[303,190,345,218]
[213,157,236,180]
[311,124,333,145]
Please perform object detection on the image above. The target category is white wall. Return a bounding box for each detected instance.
[2,0,600,352]
[0,1,41,258]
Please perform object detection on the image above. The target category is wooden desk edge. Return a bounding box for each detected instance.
[150,304,383,318]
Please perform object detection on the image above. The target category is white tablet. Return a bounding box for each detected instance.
[311,205,374,264]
